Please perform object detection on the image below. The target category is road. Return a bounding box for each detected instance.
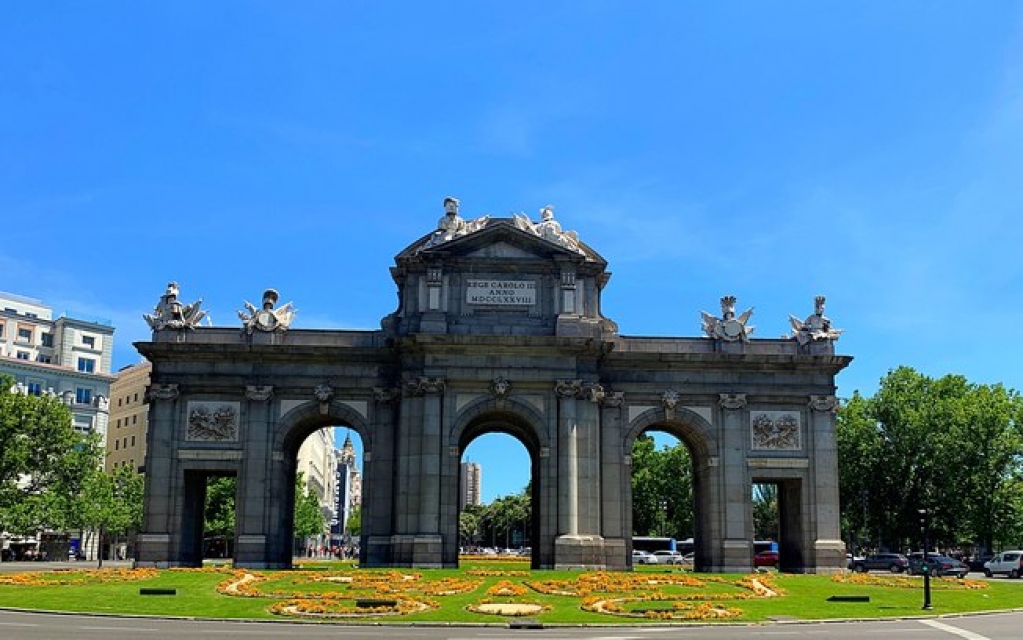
[1,610,1022,640]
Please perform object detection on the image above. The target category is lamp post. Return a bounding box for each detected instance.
[918,508,932,610]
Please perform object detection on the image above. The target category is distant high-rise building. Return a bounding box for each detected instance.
[460,462,482,509]
[331,432,363,549]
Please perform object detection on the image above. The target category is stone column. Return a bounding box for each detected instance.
[135,383,179,567]
[235,385,273,568]
[363,386,399,567]
[809,394,844,573]
[718,393,752,572]
[598,391,629,570]
[555,379,581,535]
[404,376,445,567]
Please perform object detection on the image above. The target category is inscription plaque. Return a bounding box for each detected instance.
[466,280,536,306]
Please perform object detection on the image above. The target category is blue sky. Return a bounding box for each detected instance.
[3,3,1022,503]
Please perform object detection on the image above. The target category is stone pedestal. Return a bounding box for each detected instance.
[554,534,607,570]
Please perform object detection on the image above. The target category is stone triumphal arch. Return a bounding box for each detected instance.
[135,198,851,572]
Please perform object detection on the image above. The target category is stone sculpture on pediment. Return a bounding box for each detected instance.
[144,282,207,331]
[239,289,296,334]
[422,196,491,249]
[514,205,584,254]
[789,296,843,345]
[701,295,754,342]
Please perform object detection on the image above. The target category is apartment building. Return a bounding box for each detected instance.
[0,291,114,439]
[107,361,151,472]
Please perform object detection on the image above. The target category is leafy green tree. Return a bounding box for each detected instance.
[459,505,481,546]
[752,483,778,541]
[487,489,531,548]
[71,463,143,567]
[204,476,236,540]
[345,507,362,537]
[631,433,694,539]
[0,375,78,537]
[293,472,326,543]
[838,367,1023,553]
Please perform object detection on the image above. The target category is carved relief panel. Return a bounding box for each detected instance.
[186,401,241,442]
[750,410,802,451]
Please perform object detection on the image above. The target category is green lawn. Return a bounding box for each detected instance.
[0,560,1018,625]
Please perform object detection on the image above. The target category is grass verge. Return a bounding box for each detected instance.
[0,560,1018,625]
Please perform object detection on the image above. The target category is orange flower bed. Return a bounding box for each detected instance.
[832,572,988,591]
[0,568,158,586]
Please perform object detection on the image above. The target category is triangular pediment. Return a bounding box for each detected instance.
[462,240,546,259]
[401,218,605,266]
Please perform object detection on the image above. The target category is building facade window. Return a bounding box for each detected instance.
[16,351,29,360]
[0,323,4,337]
[115,440,120,451]
[75,387,92,405]
[131,435,136,446]
[82,335,96,348]
[26,381,42,396]
[17,328,31,342]
[37,355,51,364]
[40,332,53,347]
[77,358,96,373]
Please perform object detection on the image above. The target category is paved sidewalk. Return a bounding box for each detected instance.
[0,559,133,573]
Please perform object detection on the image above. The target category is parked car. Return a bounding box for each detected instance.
[632,550,658,565]
[907,553,969,578]
[851,553,909,573]
[753,550,779,567]
[652,550,685,565]
[984,551,1023,578]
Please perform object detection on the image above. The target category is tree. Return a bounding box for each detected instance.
[630,433,694,539]
[0,375,79,538]
[837,367,1023,554]
[293,472,326,545]
[459,505,481,547]
[204,476,236,540]
[345,507,362,538]
[752,483,778,541]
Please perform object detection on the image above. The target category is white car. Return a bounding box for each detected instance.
[984,550,1023,578]
[652,550,685,565]
[632,550,658,564]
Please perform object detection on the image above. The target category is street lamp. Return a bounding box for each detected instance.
[918,509,932,610]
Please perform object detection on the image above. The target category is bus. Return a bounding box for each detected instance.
[632,536,676,553]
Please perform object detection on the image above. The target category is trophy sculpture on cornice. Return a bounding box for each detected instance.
[144,281,208,331]
[238,289,296,334]
[701,295,755,342]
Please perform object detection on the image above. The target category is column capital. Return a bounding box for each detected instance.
[718,393,747,410]
[405,376,446,395]
[808,394,838,413]
[555,379,583,398]
[245,385,273,402]
[146,384,179,402]
[373,386,401,404]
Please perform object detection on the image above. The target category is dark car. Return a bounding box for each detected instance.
[908,553,969,578]
[851,552,909,573]
[754,550,779,567]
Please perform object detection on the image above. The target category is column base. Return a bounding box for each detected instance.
[554,534,610,570]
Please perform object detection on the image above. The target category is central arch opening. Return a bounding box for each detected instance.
[630,428,697,568]
[456,410,541,569]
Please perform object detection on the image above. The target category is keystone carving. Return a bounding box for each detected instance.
[490,377,511,398]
